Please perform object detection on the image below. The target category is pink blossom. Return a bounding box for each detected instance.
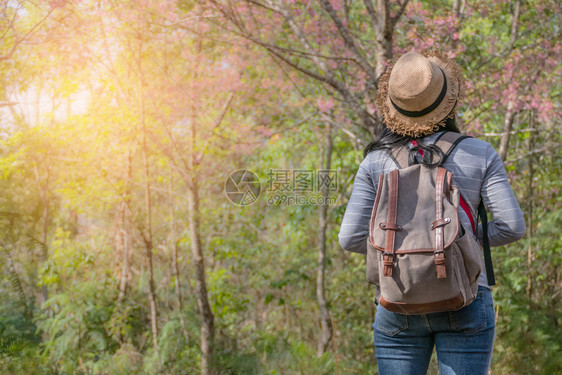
[48,0,68,9]
[328,60,339,69]
[317,98,335,113]
[332,0,343,11]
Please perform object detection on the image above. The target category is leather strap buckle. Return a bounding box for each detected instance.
[431,217,451,230]
[433,251,447,279]
[379,222,403,231]
[383,253,394,277]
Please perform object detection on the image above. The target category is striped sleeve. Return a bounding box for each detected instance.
[479,144,526,246]
[338,156,377,254]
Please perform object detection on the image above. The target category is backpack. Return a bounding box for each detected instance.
[366,132,494,314]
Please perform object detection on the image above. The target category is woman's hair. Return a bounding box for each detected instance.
[363,116,461,158]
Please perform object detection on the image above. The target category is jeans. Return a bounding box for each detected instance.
[373,286,495,375]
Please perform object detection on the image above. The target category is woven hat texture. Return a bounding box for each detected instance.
[376,50,466,137]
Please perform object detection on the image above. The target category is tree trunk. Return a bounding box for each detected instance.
[170,166,190,343]
[118,149,133,304]
[451,0,465,50]
[317,122,334,356]
[117,210,129,304]
[40,182,49,303]
[498,102,516,161]
[363,0,408,134]
[510,0,521,47]
[452,0,461,18]
[498,0,521,161]
[33,163,50,303]
[138,43,159,352]
[526,110,535,300]
[373,0,394,79]
[187,106,215,374]
[187,38,215,374]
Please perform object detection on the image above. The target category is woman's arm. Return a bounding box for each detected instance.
[338,157,378,254]
[479,144,526,246]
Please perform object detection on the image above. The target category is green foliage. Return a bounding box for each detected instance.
[493,209,562,374]
[0,0,559,374]
[0,297,46,374]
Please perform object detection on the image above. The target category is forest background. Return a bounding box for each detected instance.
[0,0,560,374]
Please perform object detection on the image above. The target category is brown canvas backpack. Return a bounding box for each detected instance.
[366,132,486,314]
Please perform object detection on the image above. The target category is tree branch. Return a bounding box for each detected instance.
[391,0,410,29]
[0,8,54,61]
[318,0,376,80]
[207,0,377,131]
[362,0,378,33]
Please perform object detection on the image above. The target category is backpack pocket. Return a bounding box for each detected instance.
[454,223,484,284]
[366,239,380,285]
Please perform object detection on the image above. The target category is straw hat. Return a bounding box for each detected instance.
[376,50,466,138]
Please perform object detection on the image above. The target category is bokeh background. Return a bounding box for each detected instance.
[0,0,560,373]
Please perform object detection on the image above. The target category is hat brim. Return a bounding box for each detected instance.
[376,50,466,138]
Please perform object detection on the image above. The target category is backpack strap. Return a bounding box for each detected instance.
[389,146,409,169]
[478,202,496,286]
[382,169,400,277]
[434,132,472,166]
[390,131,470,169]
[433,168,448,279]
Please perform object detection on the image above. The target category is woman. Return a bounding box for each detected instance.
[338,51,526,375]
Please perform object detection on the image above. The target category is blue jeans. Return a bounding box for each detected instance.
[373,286,495,375]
